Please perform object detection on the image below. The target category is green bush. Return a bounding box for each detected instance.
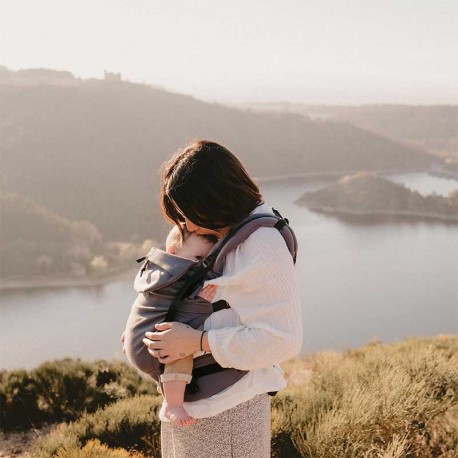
[32,395,162,458]
[0,359,157,430]
[0,369,42,429]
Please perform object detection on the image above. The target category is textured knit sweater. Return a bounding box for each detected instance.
[159,203,303,420]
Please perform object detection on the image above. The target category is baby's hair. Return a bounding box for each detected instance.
[166,225,184,250]
[166,224,218,251]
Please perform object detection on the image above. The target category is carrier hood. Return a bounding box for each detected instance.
[134,247,197,293]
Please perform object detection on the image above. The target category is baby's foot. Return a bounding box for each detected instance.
[165,403,195,426]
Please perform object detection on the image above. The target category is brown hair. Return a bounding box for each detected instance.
[161,140,263,230]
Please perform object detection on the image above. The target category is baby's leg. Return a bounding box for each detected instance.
[161,356,194,426]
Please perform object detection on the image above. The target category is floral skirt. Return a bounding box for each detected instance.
[160,393,271,458]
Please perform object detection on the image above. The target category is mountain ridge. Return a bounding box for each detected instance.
[1,67,439,241]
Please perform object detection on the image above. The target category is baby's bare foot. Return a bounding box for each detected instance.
[165,404,195,426]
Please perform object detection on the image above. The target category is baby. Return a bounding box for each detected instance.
[160,227,217,425]
[122,226,217,426]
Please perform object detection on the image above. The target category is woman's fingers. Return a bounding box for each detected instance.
[144,322,197,362]
[144,331,163,341]
[155,322,172,331]
[142,338,170,361]
[142,338,163,350]
[143,323,172,342]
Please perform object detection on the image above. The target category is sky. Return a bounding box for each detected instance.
[1,0,457,105]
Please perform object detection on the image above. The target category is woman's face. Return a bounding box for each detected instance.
[184,217,230,240]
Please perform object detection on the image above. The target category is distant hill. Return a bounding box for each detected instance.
[0,193,146,279]
[296,173,458,221]
[247,103,458,160]
[1,192,101,277]
[0,67,438,242]
[0,66,77,84]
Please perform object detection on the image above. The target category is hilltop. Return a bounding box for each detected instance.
[1,336,456,457]
[0,67,438,244]
[296,173,458,222]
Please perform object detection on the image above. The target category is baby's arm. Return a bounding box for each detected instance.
[120,330,126,354]
[197,284,217,302]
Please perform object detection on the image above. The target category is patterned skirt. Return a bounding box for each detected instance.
[160,393,271,458]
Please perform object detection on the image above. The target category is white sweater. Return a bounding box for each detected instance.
[159,203,303,420]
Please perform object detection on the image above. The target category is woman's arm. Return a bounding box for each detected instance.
[203,226,302,370]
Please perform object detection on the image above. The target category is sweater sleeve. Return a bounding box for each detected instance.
[204,227,303,370]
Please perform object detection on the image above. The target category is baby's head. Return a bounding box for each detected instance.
[166,225,216,260]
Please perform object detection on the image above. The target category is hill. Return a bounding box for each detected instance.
[0,193,149,279]
[247,102,458,160]
[0,67,438,243]
[296,173,458,221]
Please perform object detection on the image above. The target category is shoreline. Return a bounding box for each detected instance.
[257,167,430,183]
[303,206,458,223]
[0,267,138,292]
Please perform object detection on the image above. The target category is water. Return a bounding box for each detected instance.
[1,173,457,370]
[386,172,458,197]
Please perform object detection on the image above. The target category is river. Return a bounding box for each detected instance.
[1,173,457,370]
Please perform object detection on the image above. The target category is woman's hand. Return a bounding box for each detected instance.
[142,322,203,364]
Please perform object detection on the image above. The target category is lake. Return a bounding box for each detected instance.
[1,173,457,370]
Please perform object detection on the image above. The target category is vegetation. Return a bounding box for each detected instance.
[2,336,456,457]
[0,358,157,430]
[297,173,458,221]
[31,396,162,458]
[0,192,155,278]
[273,335,458,457]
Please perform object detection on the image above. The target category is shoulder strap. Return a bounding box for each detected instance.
[211,209,297,274]
[163,208,297,322]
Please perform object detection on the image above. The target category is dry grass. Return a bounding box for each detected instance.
[21,335,458,457]
[275,335,458,457]
[31,396,162,458]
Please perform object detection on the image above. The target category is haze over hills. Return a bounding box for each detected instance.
[245,102,458,160]
[0,67,439,245]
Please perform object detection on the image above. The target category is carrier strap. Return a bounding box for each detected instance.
[164,209,296,323]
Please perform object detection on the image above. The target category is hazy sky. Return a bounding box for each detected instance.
[1,0,457,105]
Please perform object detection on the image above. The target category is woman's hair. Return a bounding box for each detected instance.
[161,140,263,230]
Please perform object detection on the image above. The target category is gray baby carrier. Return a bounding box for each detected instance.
[124,208,297,402]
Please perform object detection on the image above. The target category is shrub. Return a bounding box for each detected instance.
[0,359,157,430]
[286,336,458,457]
[55,439,144,457]
[0,369,42,429]
[32,395,162,457]
[18,336,458,457]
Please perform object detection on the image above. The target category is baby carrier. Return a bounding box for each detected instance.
[125,208,297,402]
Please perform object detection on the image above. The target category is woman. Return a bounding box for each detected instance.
[142,140,302,457]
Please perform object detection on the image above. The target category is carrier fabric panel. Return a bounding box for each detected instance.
[125,248,216,381]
